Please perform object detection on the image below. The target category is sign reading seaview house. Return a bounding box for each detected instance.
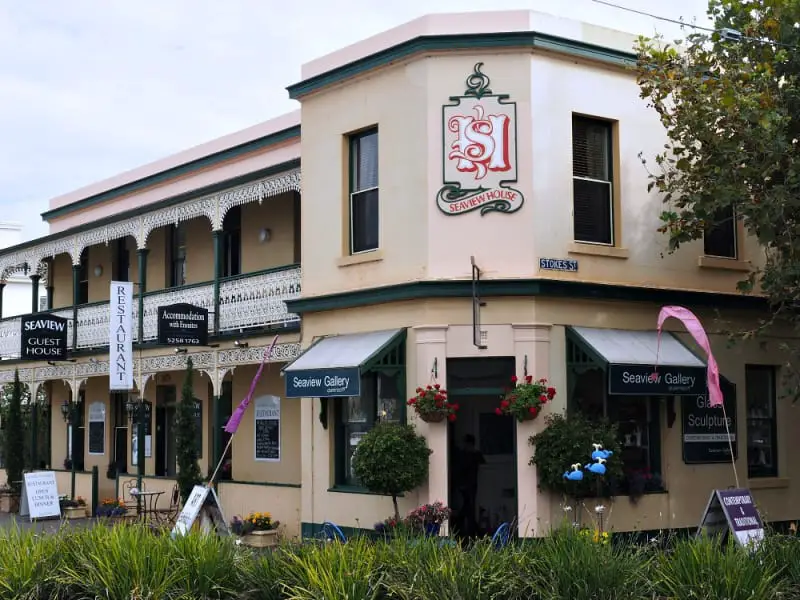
[698,488,765,549]
[608,364,707,396]
[20,314,68,361]
[285,367,360,398]
[109,281,133,391]
[157,303,209,346]
[683,378,738,464]
[436,62,524,216]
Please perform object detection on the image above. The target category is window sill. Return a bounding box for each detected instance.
[698,255,751,272]
[568,242,629,259]
[328,485,403,497]
[747,477,788,490]
[336,250,384,268]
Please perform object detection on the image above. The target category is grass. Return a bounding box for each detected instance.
[0,522,797,599]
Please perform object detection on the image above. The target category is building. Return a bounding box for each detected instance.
[0,222,47,317]
[0,10,793,539]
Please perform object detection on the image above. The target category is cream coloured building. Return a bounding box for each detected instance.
[0,10,793,539]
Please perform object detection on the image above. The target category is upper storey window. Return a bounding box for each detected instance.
[703,206,738,259]
[349,129,379,255]
[572,116,614,245]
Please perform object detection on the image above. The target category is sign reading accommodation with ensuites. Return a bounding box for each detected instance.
[157,303,209,346]
[285,367,361,398]
[19,471,60,521]
[19,314,68,361]
[436,62,525,216]
[608,364,707,396]
[682,378,737,464]
[698,488,764,549]
[109,281,133,391]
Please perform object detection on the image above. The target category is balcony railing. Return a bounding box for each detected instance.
[0,265,301,359]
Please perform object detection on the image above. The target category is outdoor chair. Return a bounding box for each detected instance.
[157,483,180,525]
[122,478,146,513]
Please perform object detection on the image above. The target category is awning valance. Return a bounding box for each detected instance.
[282,328,405,398]
[568,326,707,396]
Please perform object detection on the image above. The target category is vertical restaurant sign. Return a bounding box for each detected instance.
[109,281,133,391]
[437,62,524,216]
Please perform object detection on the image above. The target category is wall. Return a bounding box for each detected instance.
[241,192,298,272]
[218,481,302,539]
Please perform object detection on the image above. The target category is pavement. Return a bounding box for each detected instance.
[0,512,97,534]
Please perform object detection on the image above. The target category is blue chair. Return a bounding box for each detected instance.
[491,522,511,549]
[321,521,346,543]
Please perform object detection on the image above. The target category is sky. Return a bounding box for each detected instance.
[0,0,712,242]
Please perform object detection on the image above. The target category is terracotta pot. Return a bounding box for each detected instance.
[64,506,88,520]
[419,412,445,423]
[242,529,279,548]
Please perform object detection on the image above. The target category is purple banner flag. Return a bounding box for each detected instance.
[223,335,278,434]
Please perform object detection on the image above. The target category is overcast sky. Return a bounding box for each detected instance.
[0,0,712,242]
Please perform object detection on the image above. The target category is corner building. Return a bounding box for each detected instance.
[0,11,795,540]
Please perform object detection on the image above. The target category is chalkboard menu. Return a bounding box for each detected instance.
[87,401,106,456]
[193,398,203,458]
[254,395,280,462]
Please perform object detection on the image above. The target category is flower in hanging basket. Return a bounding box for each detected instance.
[407,384,459,423]
[496,375,556,422]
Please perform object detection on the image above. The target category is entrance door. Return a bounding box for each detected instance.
[70,391,86,471]
[155,386,177,477]
[447,357,516,539]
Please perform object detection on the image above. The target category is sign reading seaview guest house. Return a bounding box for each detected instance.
[20,314,68,361]
[157,303,209,347]
[436,62,525,217]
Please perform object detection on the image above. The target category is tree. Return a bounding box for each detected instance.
[636,1,800,347]
[175,358,202,501]
[351,422,431,520]
[3,371,25,493]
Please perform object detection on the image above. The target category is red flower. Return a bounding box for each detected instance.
[448,414,457,422]
[547,387,556,398]
[416,387,423,393]
[529,406,538,415]
[539,394,547,403]
[539,378,547,384]
[495,408,502,416]
[435,399,443,408]
[511,375,518,383]
[500,400,510,409]
[426,385,432,390]
[434,384,441,390]
[451,403,460,411]
[525,375,533,384]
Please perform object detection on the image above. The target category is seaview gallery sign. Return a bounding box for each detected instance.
[109,281,133,391]
[436,62,524,217]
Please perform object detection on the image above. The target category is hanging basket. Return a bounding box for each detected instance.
[419,412,446,423]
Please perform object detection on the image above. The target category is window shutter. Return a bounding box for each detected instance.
[573,118,610,180]
[355,132,379,191]
[573,179,613,245]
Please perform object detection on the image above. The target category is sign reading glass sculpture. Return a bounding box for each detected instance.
[88,401,106,456]
[20,314,68,361]
[437,62,524,216]
[254,395,281,462]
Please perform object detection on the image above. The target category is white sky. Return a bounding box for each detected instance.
[0,0,712,241]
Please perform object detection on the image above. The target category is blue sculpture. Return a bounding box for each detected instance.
[591,443,613,461]
[563,463,584,481]
[585,458,607,475]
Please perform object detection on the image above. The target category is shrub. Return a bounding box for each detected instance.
[351,422,431,520]
[2,371,24,494]
[175,357,203,502]
[529,412,623,498]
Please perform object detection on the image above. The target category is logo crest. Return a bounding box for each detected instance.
[437,63,524,216]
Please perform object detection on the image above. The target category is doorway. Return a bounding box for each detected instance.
[155,386,177,477]
[447,357,516,539]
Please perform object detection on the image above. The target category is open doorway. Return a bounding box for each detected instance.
[447,357,516,540]
[155,386,177,477]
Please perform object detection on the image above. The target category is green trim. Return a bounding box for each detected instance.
[327,484,403,497]
[42,130,301,220]
[286,279,767,315]
[287,32,636,99]
[218,479,301,489]
[361,329,406,372]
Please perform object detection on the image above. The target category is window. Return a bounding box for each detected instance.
[349,129,379,254]
[222,206,241,278]
[572,116,614,245]
[703,206,737,258]
[336,372,401,487]
[168,224,186,287]
[746,365,778,478]
[77,251,89,305]
[113,238,130,282]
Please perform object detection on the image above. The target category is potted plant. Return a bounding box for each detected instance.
[96,498,127,520]
[1,371,24,513]
[60,495,88,519]
[231,511,280,548]
[406,501,452,536]
[374,516,407,539]
[407,384,459,423]
[176,358,202,502]
[496,375,556,422]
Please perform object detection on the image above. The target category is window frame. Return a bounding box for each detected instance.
[703,206,738,259]
[571,115,615,246]
[348,128,380,256]
[745,364,778,479]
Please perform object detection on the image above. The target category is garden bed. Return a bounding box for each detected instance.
[0,522,797,599]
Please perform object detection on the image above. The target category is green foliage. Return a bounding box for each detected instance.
[351,422,431,519]
[175,358,202,502]
[529,413,623,498]
[636,0,800,352]
[3,371,25,493]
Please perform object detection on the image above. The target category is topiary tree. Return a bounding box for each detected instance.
[529,412,622,499]
[3,370,25,493]
[175,358,202,501]
[352,422,431,520]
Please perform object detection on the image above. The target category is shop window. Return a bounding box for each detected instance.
[572,115,614,245]
[703,206,737,259]
[349,128,379,255]
[335,371,401,487]
[746,365,778,478]
[167,224,187,287]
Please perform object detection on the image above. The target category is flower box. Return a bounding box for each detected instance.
[0,492,19,513]
[64,506,88,520]
[241,529,278,548]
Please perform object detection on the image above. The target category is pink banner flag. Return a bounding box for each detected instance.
[224,335,279,434]
[655,306,723,407]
